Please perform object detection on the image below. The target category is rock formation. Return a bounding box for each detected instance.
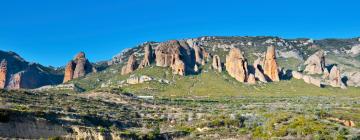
[253,58,267,83]
[225,48,248,82]
[171,53,186,76]
[63,61,75,83]
[304,50,326,74]
[155,40,195,76]
[121,54,138,75]
[328,66,346,88]
[263,46,280,81]
[302,75,322,87]
[0,59,7,88]
[212,55,222,72]
[63,52,96,83]
[139,44,153,68]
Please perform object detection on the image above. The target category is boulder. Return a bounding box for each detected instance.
[139,44,153,68]
[63,52,95,83]
[302,75,322,87]
[291,71,303,79]
[225,48,248,82]
[253,58,267,83]
[304,50,326,74]
[247,74,256,84]
[345,71,360,87]
[263,46,280,81]
[212,55,222,72]
[121,54,138,75]
[0,59,7,88]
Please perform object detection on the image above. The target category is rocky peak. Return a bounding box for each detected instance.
[63,52,95,83]
[74,52,86,60]
[225,48,248,82]
[121,54,138,75]
[304,50,325,74]
[263,46,280,81]
[139,44,153,68]
[0,59,7,88]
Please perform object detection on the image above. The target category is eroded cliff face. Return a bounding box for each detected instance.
[263,46,280,82]
[0,60,7,88]
[225,48,248,82]
[63,52,96,83]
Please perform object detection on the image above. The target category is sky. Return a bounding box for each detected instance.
[0,0,359,67]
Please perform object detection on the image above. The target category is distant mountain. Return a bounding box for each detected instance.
[0,50,63,89]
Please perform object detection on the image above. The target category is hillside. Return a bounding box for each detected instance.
[1,36,360,139]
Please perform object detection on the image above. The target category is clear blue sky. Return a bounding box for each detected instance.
[0,0,359,67]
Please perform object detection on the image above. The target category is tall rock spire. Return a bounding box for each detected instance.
[225,48,248,82]
[263,46,280,82]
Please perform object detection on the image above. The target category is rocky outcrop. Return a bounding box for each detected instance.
[121,54,138,75]
[155,40,196,76]
[63,61,75,83]
[253,58,267,83]
[328,66,346,89]
[345,71,360,87]
[225,48,248,82]
[63,52,96,83]
[291,71,303,79]
[212,55,222,72]
[139,44,153,68]
[0,59,7,88]
[171,53,186,76]
[304,51,326,74]
[263,46,280,81]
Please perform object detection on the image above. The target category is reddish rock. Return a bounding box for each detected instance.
[63,52,95,83]
[263,46,280,82]
[154,40,195,75]
[0,59,7,88]
[225,48,248,82]
[63,61,75,83]
[212,55,222,72]
[139,44,153,68]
